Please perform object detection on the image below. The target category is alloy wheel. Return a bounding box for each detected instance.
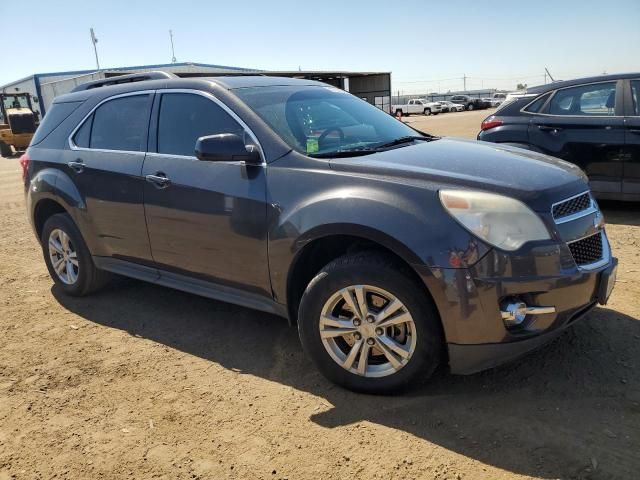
[319,285,417,378]
[48,228,79,285]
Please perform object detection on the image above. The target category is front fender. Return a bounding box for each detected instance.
[267,181,491,303]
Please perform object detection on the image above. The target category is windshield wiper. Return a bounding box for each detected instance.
[372,135,431,150]
[308,135,434,159]
[309,149,380,159]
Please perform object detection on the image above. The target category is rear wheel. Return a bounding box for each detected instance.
[41,213,111,296]
[298,252,443,394]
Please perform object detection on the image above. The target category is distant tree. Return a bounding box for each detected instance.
[516,83,527,90]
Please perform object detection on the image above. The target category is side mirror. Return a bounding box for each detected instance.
[195,133,261,164]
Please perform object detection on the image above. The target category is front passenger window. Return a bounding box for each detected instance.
[548,82,617,116]
[157,93,244,156]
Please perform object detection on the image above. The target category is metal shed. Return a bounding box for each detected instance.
[1,63,391,117]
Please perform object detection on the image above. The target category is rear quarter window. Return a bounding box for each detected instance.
[30,101,83,145]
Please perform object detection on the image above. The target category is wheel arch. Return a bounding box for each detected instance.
[284,226,436,325]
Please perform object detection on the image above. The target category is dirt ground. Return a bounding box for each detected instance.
[1,111,639,480]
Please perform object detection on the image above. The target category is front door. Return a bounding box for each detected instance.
[64,92,154,263]
[623,79,640,197]
[528,80,626,195]
[141,91,271,297]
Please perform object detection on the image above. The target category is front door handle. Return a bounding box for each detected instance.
[67,160,85,173]
[537,125,562,133]
[145,172,171,188]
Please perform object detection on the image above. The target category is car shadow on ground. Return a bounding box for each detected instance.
[52,279,640,479]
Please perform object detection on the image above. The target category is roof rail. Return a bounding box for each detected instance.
[71,71,178,92]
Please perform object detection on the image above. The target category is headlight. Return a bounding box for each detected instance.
[439,190,550,251]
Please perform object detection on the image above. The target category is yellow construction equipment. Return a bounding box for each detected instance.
[0,93,38,157]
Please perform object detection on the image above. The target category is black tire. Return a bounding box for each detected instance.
[423,108,431,116]
[395,109,403,117]
[0,141,12,157]
[298,252,443,394]
[467,103,475,111]
[41,213,111,296]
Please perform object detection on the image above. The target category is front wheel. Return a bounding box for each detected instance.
[467,103,475,111]
[423,108,431,116]
[298,253,443,394]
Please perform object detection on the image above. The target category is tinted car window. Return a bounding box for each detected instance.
[524,93,551,113]
[157,93,244,156]
[90,95,150,151]
[631,80,640,115]
[73,114,92,148]
[548,82,616,116]
[31,101,83,145]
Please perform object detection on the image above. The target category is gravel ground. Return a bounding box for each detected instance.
[1,112,638,479]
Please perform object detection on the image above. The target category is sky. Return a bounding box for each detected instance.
[3,0,639,94]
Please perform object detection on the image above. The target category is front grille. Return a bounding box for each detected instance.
[552,192,591,221]
[568,232,603,266]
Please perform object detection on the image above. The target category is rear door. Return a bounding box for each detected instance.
[528,80,626,195]
[141,90,271,296]
[623,79,640,197]
[65,92,154,262]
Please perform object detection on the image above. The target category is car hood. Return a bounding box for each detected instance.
[329,138,588,211]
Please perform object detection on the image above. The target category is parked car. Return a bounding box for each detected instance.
[449,95,490,111]
[491,92,508,106]
[438,101,464,112]
[482,97,501,108]
[23,72,617,394]
[478,73,640,201]
[392,98,441,116]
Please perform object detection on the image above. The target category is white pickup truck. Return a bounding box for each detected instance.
[392,98,441,116]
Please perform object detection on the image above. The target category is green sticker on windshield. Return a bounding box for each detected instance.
[306,137,319,154]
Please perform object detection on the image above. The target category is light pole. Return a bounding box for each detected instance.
[169,30,177,63]
[90,28,100,71]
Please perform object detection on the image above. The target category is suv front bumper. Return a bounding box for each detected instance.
[415,236,617,375]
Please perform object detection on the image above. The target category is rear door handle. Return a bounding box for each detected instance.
[537,125,562,133]
[67,160,85,173]
[628,128,640,135]
[145,172,171,188]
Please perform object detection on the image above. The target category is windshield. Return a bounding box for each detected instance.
[2,95,29,111]
[234,85,425,157]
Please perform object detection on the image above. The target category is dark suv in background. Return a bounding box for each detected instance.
[449,95,490,111]
[22,72,616,394]
[478,73,640,201]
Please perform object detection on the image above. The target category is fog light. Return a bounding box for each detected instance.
[501,301,529,327]
[500,299,557,328]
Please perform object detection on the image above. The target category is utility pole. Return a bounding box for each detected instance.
[169,30,177,63]
[463,74,467,92]
[544,67,554,82]
[90,28,100,71]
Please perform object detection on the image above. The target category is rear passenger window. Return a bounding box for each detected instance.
[157,93,244,157]
[524,93,551,113]
[90,95,150,151]
[548,82,616,116]
[73,114,92,148]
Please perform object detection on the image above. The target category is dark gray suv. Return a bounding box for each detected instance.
[22,72,617,393]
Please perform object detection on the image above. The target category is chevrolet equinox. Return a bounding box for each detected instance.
[22,72,618,393]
